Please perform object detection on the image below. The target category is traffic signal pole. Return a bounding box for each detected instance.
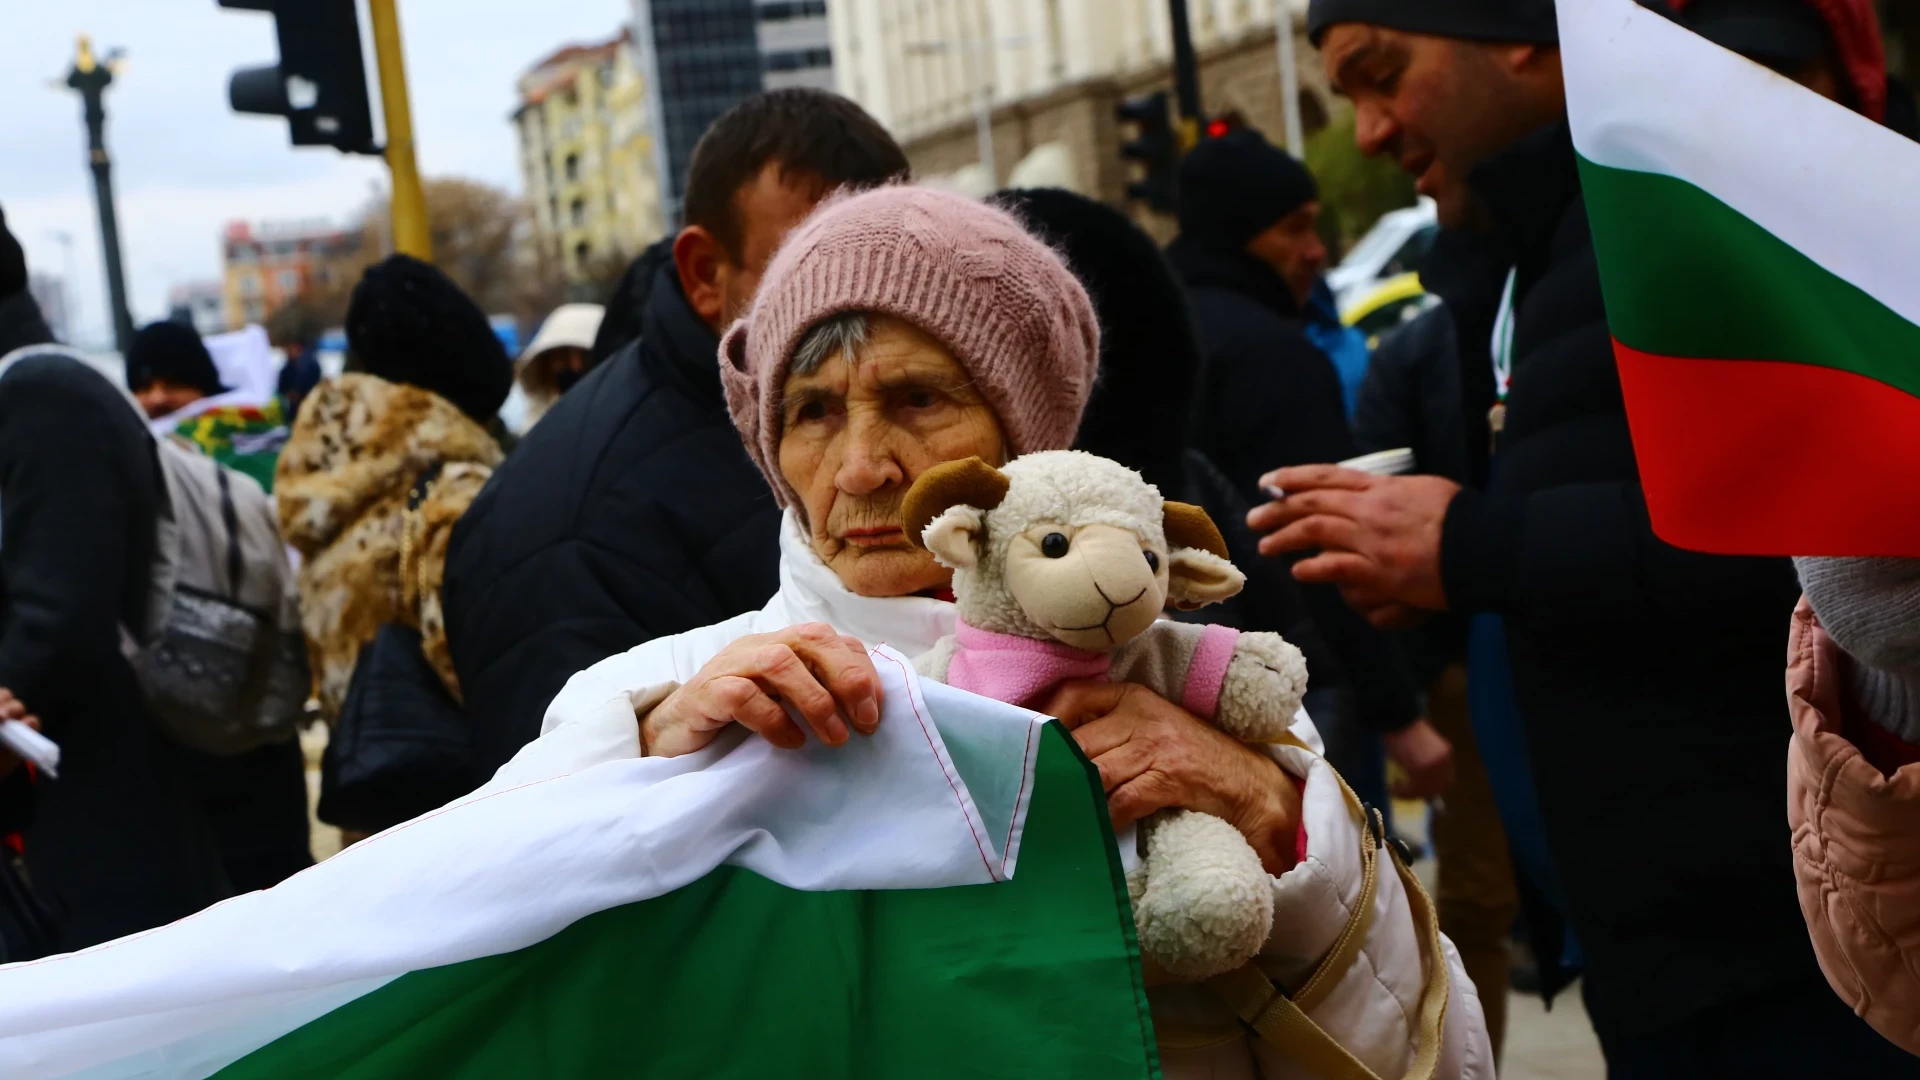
[1167,0,1203,152]
[65,36,134,355]
[366,0,431,260]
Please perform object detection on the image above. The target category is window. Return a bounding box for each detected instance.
[276,269,301,294]
[565,153,580,182]
[239,272,262,298]
[762,47,832,74]
[574,241,592,269]
[571,198,587,227]
[757,0,827,19]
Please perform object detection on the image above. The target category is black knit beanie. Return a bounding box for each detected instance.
[126,320,225,396]
[1307,0,1559,46]
[0,205,26,299]
[1175,129,1320,251]
[345,254,512,423]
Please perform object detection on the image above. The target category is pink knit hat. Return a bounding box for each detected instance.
[719,185,1100,507]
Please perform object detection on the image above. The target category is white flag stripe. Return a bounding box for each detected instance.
[1559,0,1920,330]
[0,649,1048,1080]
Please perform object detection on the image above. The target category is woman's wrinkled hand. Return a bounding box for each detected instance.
[640,623,883,758]
[1037,680,1303,876]
[0,689,42,780]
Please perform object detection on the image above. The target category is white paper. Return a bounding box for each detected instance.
[1263,447,1417,500]
[0,719,58,778]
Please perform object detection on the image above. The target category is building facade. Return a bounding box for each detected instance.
[628,0,838,224]
[167,281,228,336]
[759,0,836,90]
[630,0,765,225]
[829,0,1325,211]
[220,220,368,330]
[514,32,665,281]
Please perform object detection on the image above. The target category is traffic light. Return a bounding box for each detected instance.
[1116,91,1176,212]
[219,0,379,155]
[1204,110,1247,140]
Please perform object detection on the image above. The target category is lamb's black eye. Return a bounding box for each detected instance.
[1041,532,1070,558]
[1144,549,1160,571]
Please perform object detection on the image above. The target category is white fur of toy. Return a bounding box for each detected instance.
[909,450,1308,981]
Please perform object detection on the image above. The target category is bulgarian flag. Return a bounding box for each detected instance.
[1562,0,1920,556]
[0,648,1159,1079]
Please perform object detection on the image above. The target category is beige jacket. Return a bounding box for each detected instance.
[276,373,501,719]
[1786,598,1920,1056]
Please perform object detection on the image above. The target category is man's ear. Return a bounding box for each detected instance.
[921,505,986,570]
[1166,548,1246,611]
[672,225,727,330]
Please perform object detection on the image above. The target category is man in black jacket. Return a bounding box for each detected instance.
[1260,1,1915,1073]
[1169,129,1450,804]
[446,90,909,773]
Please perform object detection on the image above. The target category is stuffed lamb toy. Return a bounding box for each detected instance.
[904,450,1309,981]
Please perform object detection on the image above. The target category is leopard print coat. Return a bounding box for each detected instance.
[276,373,502,722]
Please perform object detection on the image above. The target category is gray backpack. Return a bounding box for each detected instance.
[125,437,309,756]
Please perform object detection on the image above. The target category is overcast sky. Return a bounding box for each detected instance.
[2,0,634,347]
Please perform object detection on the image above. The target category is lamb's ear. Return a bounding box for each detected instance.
[903,457,1009,558]
[1162,499,1240,609]
[1162,501,1230,560]
[1167,547,1246,610]
[921,505,986,569]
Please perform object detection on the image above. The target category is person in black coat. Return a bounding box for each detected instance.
[1165,135,1450,802]
[445,90,910,774]
[994,187,1339,718]
[1166,130,1351,505]
[0,353,230,951]
[1270,2,1915,1072]
[1000,186,1431,812]
[0,206,54,360]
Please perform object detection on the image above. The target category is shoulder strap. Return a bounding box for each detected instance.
[215,465,243,595]
[1168,760,1452,1080]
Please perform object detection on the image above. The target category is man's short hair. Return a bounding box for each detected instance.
[683,89,910,260]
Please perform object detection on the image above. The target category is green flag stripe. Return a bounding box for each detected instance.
[213,724,1160,1080]
[1578,155,1920,400]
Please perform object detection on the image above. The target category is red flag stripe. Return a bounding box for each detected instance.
[1616,341,1920,557]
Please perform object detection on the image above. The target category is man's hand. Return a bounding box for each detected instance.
[0,688,41,780]
[1037,681,1302,876]
[1246,466,1461,627]
[1382,718,1455,800]
[641,623,882,758]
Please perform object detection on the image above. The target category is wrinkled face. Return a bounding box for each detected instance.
[777,315,1008,598]
[133,377,207,419]
[1320,24,1557,228]
[1245,201,1328,308]
[1002,521,1169,650]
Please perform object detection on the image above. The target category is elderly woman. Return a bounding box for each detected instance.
[485,186,1492,1079]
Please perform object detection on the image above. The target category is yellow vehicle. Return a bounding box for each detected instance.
[1339,272,1438,350]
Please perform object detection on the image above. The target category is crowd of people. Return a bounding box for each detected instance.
[0,0,1917,1075]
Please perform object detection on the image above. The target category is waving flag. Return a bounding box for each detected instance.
[0,648,1158,1080]
[1562,0,1920,556]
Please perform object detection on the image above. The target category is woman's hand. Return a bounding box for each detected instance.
[1037,680,1303,876]
[0,689,41,780]
[641,623,883,758]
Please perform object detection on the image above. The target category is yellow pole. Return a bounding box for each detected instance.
[367,0,431,260]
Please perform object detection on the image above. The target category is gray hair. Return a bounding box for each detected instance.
[790,310,872,375]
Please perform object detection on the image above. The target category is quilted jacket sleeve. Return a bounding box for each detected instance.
[1785,599,1920,1057]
